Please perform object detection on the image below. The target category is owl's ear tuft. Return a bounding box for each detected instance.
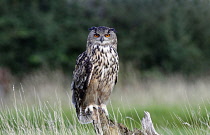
[108,28,117,33]
[88,27,97,31]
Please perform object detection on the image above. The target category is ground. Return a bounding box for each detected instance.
[0,69,209,135]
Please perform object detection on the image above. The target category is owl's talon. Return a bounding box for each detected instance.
[100,104,109,116]
[85,104,99,114]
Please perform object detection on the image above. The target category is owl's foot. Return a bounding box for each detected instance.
[85,104,99,114]
[100,104,109,116]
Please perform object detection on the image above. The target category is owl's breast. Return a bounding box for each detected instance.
[89,45,119,89]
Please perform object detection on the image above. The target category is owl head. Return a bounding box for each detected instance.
[87,26,117,49]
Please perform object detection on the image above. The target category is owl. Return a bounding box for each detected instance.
[71,26,119,124]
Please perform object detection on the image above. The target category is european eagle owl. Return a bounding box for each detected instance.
[71,26,119,124]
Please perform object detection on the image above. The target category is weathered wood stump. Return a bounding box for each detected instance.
[92,108,160,135]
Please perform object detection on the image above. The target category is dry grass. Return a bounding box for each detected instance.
[113,67,210,106]
[0,69,209,134]
[7,69,209,106]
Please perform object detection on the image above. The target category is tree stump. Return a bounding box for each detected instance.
[91,108,160,135]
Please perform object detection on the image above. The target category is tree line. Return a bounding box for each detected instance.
[0,0,210,76]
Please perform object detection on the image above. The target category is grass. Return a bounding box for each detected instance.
[0,90,95,135]
[0,70,209,134]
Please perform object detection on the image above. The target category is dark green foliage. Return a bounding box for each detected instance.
[0,0,210,75]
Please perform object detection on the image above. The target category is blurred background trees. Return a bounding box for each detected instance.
[0,0,210,76]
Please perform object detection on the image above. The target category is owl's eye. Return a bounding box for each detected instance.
[94,34,100,37]
[104,34,110,37]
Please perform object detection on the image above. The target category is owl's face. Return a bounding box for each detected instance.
[87,26,117,47]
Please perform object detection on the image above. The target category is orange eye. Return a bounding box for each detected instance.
[104,34,110,37]
[94,34,100,37]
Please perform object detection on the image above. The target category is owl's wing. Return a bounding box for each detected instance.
[115,75,118,84]
[115,54,119,85]
[71,51,93,107]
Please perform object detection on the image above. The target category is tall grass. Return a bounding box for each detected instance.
[0,87,95,135]
[0,70,209,134]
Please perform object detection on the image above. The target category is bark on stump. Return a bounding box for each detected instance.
[91,108,160,135]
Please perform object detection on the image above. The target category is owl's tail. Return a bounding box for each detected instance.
[76,106,93,124]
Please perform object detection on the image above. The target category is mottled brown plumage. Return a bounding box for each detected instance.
[71,26,119,124]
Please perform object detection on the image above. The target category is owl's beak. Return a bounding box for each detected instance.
[100,37,104,43]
